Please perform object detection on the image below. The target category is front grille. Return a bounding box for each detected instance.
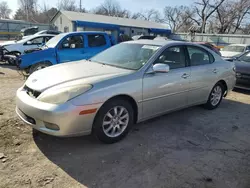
[240,73,250,80]
[24,85,41,98]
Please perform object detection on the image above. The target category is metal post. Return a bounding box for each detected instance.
[80,0,82,12]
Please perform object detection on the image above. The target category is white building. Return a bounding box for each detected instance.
[50,11,171,39]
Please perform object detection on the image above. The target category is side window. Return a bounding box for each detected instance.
[88,34,106,47]
[60,35,84,49]
[28,37,43,45]
[154,46,186,70]
[246,46,250,51]
[187,46,211,66]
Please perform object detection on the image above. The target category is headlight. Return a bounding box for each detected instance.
[38,84,92,104]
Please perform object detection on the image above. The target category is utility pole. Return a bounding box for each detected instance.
[80,0,82,12]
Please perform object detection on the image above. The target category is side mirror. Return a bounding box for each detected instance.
[26,41,32,45]
[147,63,170,74]
[62,43,69,48]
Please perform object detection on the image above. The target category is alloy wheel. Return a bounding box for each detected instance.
[102,106,129,138]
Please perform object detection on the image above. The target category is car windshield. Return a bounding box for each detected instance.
[222,45,245,52]
[238,52,250,62]
[45,34,66,48]
[90,43,161,70]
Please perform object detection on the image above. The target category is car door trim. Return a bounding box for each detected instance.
[139,89,190,103]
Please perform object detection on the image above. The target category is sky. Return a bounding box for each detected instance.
[4,0,194,17]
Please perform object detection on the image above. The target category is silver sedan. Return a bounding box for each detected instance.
[16,40,236,143]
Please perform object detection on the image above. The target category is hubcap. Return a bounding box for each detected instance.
[210,86,222,106]
[102,106,129,138]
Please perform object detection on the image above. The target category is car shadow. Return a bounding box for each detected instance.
[34,98,250,188]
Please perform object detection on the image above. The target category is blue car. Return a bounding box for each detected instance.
[18,31,116,74]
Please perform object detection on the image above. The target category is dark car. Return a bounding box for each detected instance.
[196,42,221,56]
[231,51,250,90]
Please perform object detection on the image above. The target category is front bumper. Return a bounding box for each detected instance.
[16,88,103,137]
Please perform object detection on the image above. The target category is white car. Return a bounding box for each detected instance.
[0,34,55,55]
[22,30,62,39]
[221,44,250,58]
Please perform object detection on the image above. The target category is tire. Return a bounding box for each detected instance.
[29,62,51,74]
[204,82,225,110]
[93,99,134,144]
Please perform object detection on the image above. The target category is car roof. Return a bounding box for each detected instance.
[125,40,205,47]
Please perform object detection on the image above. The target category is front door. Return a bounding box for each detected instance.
[56,34,85,63]
[142,45,190,119]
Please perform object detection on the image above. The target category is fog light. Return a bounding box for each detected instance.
[44,122,60,131]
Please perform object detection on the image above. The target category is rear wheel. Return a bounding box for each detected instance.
[93,99,134,144]
[204,83,224,110]
[29,62,51,74]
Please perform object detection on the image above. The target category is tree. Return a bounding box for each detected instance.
[93,0,130,18]
[163,6,195,32]
[57,0,77,11]
[192,0,226,33]
[232,0,250,33]
[0,1,11,19]
[133,9,162,22]
[215,0,250,34]
[15,0,38,22]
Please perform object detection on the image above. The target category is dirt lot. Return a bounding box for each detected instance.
[1,65,250,188]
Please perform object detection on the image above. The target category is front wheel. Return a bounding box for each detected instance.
[93,99,134,144]
[204,83,224,110]
[29,62,51,74]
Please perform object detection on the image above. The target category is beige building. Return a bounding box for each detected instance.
[51,11,171,39]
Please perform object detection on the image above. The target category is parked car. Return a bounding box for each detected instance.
[226,51,250,90]
[18,31,116,74]
[16,40,236,143]
[221,44,250,58]
[196,42,221,56]
[22,30,62,39]
[0,34,55,56]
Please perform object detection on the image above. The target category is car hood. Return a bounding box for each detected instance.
[26,60,134,92]
[235,60,250,74]
[221,51,242,58]
[0,40,16,46]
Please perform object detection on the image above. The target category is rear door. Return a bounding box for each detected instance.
[186,45,218,105]
[56,34,85,63]
[84,34,110,59]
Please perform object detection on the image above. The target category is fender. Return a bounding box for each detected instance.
[19,48,57,69]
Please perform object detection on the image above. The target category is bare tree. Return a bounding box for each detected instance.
[57,0,77,11]
[93,0,130,18]
[163,6,195,32]
[0,1,11,19]
[215,0,250,34]
[133,9,162,22]
[232,0,250,33]
[17,0,38,22]
[192,0,226,33]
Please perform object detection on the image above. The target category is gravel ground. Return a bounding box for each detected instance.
[1,65,250,188]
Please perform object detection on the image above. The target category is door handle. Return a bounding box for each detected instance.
[213,69,218,73]
[181,73,190,79]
